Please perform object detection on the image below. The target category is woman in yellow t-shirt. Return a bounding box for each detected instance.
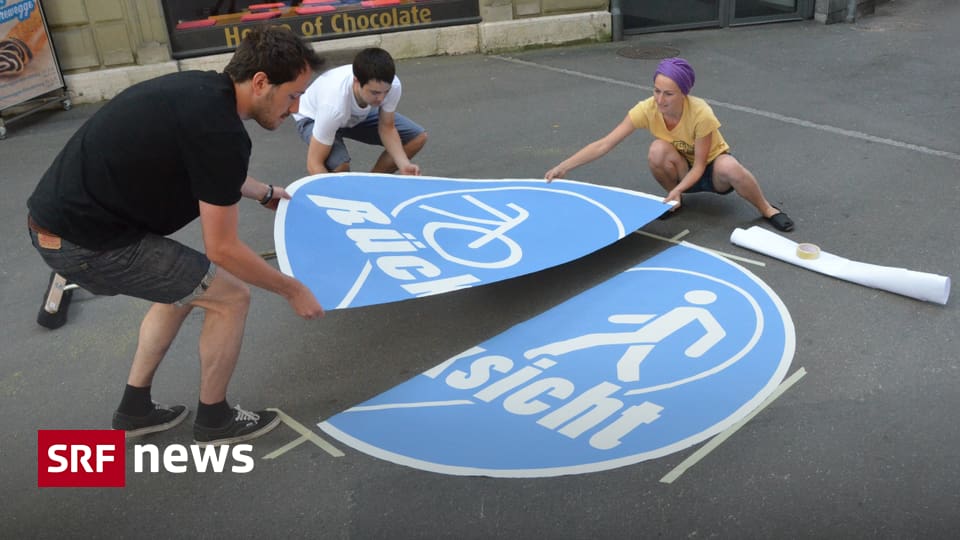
[545,57,794,232]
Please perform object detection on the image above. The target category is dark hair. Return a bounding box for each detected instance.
[224,26,324,84]
[352,47,395,86]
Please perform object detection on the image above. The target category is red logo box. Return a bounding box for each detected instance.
[38,430,126,488]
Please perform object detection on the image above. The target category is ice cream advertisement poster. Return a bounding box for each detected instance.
[1,1,63,111]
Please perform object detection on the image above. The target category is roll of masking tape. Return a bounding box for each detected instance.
[796,243,821,260]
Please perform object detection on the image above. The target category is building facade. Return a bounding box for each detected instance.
[12,0,882,106]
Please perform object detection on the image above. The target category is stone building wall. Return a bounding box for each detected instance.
[41,0,609,75]
[43,0,168,73]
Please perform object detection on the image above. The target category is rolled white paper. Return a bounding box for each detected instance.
[730,226,951,305]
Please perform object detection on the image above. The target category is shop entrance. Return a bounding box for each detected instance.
[622,0,813,34]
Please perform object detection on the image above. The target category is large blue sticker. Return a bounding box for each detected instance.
[275,173,671,309]
[319,243,796,477]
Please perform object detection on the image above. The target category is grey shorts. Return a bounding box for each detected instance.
[296,109,425,171]
[28,228,215,305]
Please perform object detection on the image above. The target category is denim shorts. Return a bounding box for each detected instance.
[686,153,735,195]
[28,228,214,305]
[296,109,425,171]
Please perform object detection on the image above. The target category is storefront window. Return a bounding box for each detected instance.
[623,0,807,33]
[623,0,719,30]
[161,0,480,59]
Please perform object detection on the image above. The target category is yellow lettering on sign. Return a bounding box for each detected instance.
[224,26,242,47]
[301,16,324,36]
[330,6,432,34]
[223,24,290,47]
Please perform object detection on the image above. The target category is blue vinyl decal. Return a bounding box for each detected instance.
[275,173,671,309]
[319,243,796,477]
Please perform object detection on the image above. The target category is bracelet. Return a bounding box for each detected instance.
[259,184,274,205]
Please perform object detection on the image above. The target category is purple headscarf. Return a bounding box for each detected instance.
[654,57,695,95]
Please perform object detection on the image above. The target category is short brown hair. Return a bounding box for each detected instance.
[224,26,324,84]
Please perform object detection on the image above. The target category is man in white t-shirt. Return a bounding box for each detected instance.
[293,47,427,175]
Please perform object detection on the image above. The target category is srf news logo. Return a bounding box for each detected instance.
[38,430,254,488]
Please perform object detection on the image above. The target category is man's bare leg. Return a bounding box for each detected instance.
[187,269,251,405]
[371,132,428,173]
[126,302,194,388]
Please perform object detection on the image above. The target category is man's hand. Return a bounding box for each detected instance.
[286,281,325,320]
[261,185,292,211]
[544,165,567,183]
[398,162,421,176]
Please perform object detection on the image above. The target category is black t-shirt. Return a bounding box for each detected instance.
[27,71,251,250]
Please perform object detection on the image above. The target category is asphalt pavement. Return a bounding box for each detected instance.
[2,0,958,537]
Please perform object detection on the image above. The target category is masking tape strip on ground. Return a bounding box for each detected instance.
[660,367,807,484]
[634,230,766,267]
[266,408,345,458]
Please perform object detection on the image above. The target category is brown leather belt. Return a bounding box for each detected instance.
[28,214,63,249]
[27,214,58,237]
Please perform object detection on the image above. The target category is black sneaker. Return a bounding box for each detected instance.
[112,402,189,438]
[193,405,280,447]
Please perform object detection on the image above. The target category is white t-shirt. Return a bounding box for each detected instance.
[293,64,403,145]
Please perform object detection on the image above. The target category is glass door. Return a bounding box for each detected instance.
[731,0,808,25]
[622,0,720,33]
[622,0,811,34]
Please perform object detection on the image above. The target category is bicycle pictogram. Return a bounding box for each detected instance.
[418,194,529,269]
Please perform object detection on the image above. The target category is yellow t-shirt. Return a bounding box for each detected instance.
[628,95,730,164]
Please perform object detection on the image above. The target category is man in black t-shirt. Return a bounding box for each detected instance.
[27,27,325,447]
